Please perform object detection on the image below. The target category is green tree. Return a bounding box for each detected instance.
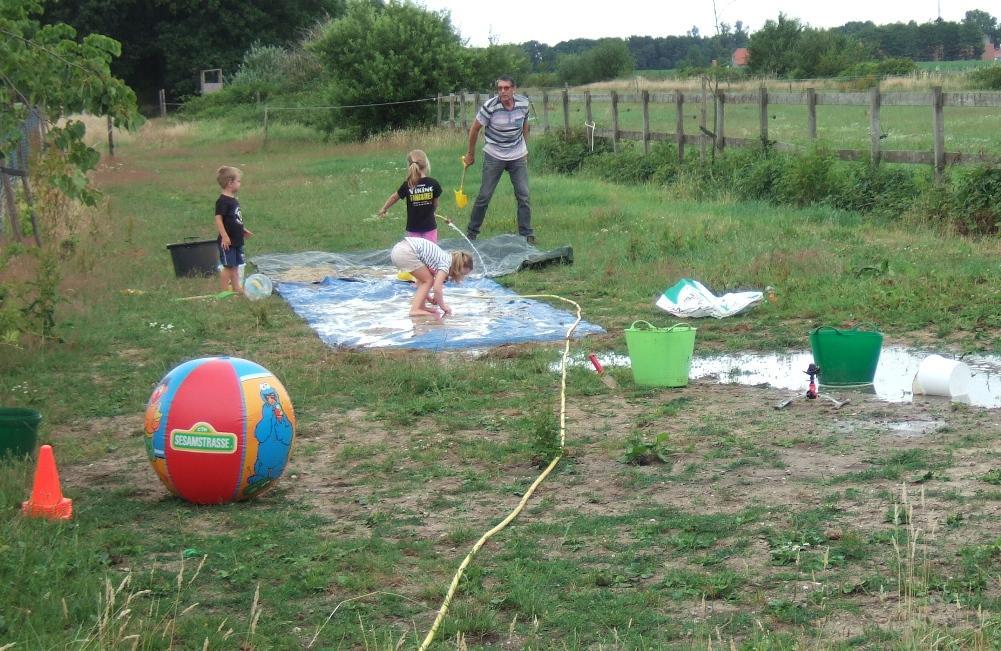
[557,38,634,85]
[41,0,345,101]
[1,0,139,205]
[1,0,139,341]
[963,9,999,42]
[464,44,530,90]
[748,14,804,76]
[308,0,465,136]
[792,29,870,78]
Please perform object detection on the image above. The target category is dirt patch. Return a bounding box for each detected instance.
[56,379,1001,643]
[90,156,158,188]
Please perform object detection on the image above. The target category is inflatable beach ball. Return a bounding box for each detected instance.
[143,357,296,504]
[244,273,273,301]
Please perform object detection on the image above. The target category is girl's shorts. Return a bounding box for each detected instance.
[390,241,423,272]
[407,229,438,243]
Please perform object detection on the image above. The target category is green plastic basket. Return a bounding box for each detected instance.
[0,407,42,459]
[809,325,883,386]
[624,320,697,387]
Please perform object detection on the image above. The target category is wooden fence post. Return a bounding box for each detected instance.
[159,89,166,118]
[807,88,817,140]
[869,85,881,165]
[562,89,569,134]
[459,92,467,131]
[699,79,708,161]
[932,86,945,184]
[542,91,549,133]
[611,90,619,154]
[105,115,114,157]
[262,106,269,149]
[758,85,768,148]
[473,92,481,119]
[675,91,685,163]
[714,90,725,152]
[0,164,22,243]
[436,93,442,126]
[448,94,455,129]
[641,90,650,154]
[19,173,40,246]
[584,90,592,126]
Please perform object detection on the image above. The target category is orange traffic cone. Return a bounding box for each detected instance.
[22,444,73,520]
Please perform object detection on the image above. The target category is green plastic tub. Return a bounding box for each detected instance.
[624,321,697,387]
[0,407,42,459]
[809,325,883,386]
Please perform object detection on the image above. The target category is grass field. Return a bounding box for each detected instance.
[1,118,1000,649]
[530,93,1001,157]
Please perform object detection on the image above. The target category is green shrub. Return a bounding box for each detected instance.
[876,58,918,77]
[775,146,836,206]
[730,147,784,201]
[533,129,612,174]
[556,39,634,85]
[951,165,1001,235]
[523,72,559,88]
[648,141,682,184]
[912,182,955,226]
[671,153,744,201]
[580,142,665,184]
[829,163,919,216]
[969,65,1001,90]
[229,43,324,97]
[839,59,917,89]
[535,135,996,235]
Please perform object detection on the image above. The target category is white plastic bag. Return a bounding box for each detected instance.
[655,278,762,319]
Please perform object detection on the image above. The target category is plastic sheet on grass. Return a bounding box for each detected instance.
[275,275,604,350]
[252,234,556,282]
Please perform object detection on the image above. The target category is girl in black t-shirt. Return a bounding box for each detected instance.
[378,149,443,242]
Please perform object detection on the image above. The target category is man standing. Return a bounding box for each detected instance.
[463,75,534,244]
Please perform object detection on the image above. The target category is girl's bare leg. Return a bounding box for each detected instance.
[408,268,436,316]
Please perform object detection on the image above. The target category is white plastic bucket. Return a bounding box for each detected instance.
[912,354,971,398]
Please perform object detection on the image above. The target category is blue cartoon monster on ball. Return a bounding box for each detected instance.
[247,382,294,488]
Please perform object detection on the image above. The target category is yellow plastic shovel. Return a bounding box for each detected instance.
[454,156,470,208]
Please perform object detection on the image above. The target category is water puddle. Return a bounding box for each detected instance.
[572,347,1001,409]
[885,420,946,438]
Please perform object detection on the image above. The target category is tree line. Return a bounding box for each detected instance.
[32,0,1001,123]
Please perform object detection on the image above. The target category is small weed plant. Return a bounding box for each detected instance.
[620,432,673,465]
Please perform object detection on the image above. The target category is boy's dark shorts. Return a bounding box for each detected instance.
[218,244,244,268]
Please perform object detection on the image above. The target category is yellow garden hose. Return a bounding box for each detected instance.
[417,293,582,651]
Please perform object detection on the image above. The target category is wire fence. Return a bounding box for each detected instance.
[0,106,44,245]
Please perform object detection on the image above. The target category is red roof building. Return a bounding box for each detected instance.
[732,47,750,67]
[983,36,1001,61]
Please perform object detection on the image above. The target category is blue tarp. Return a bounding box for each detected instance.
[276,275,604,350]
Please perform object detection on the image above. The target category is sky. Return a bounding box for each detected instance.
[418,0,993,47]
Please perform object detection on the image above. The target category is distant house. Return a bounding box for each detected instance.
[983,36,1001,62]
[732,47,750,67]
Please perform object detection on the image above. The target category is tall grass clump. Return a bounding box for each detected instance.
[949,165,1001,235]
[775,146,837,206]
[579,141,682,185]
[968,65,1001,90]
[828,162,922,216]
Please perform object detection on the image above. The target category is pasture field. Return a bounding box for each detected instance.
[1,119,1000,649]
[532,94,1001,157]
